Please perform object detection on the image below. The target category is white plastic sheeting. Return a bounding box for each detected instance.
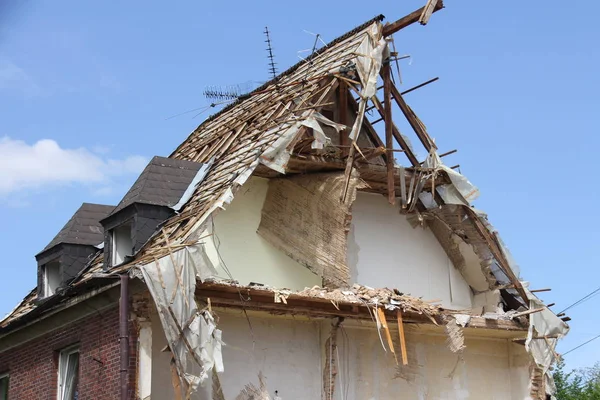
[525,288,569,397]
[173,162,212,211]
[305,112,346,150]
[347,24,389,146]
[259,111,347,173]
[422,150,480,206]
[139,243,223,396]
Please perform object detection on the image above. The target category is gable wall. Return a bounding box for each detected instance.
[148,310,531,399]
[208,177,322,290]
[348,192,473,309]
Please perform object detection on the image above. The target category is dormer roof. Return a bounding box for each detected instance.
[37,203,114,255]
[106,156,205,218]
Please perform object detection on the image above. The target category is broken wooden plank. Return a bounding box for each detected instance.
[397,311,409,365]
[338,81,349,157]
[383,59,395,205]
[530,288,551,293]
[419,0,441,25]
[377,307,397,364]
[465,207,529,305]
[511,308,544,319]
[389,83,437,151]
[369,95,420,166]
[382,0,444,36]
[401,77,439,96]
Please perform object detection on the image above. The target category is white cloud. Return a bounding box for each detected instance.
[0,136,147,195]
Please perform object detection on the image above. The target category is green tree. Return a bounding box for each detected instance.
[553,360,600,400]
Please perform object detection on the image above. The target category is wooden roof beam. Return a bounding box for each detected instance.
[383,60,395,205]
[389,83,438,152]
[382,1,445,37]
[369,96,420,166]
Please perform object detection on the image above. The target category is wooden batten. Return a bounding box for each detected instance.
[382,60,395,205]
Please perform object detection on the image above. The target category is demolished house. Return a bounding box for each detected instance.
[0,3,569,399]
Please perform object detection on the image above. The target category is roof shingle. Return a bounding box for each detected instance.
[107,156,205,217]
[38,203,115,254]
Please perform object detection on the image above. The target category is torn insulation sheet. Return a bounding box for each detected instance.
[525,289,569,397]
[139,243,223,396]
[444,315,466,354]
[257,171,366,287]
[422,150,480,206]
[235,372,272,400]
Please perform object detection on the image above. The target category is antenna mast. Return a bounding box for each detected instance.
[264,27,278,81]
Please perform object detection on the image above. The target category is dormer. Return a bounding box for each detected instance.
[100,156,207,270]
[35,203,114,299]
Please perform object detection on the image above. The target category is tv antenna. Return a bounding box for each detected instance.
[203,82,252,102]
[264,26,278,81]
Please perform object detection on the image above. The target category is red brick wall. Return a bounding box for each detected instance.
[0,306,138,400]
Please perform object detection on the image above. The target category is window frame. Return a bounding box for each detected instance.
[111,221,133,266]
[57,345,80,400]
[43,260,61,298]
[0,372,8,400]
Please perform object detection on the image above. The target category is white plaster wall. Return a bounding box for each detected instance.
[335,325,522,400]
[150,314,174,400]
[149,312,531,399]
[349,192,473,309]
[509,342,533,400]
[138,322,152,400]
[217,311,323,399]
[209,177,321,290]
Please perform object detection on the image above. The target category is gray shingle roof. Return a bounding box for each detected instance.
[39,203,115,254]
[107,156,204,217]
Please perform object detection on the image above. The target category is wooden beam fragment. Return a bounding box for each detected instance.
[530,288,551,293]
[419,0,441,25]
[377,307,397,364]
[465,208,529,305]
[397,311,408,365]
[347,93,388,163]
[382,1,444,36]
[389,83,437,151]
[511,308,544,319]
[338,81,349,157]
[400,77,439,96]
[383,60,395,205]
[369,96,420,166]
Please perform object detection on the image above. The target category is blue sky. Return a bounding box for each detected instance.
[1,1,599,370]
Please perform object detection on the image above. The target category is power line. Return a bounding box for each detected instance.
[558,285,600,314]
[563,333,600,356]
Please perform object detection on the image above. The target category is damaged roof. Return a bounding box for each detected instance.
[1,14,388,329]
[0,7,560,340]
[38,203,114,254]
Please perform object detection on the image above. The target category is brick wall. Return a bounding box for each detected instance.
[0,306,138,400]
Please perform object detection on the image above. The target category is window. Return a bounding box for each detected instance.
[0,372,8,400]
[44,261,61,297]
[58,346,79,400]
[112,223,133,265]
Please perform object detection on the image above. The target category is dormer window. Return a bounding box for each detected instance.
[112,222,133,266]
[100,156,207,270]
[43,260,61,297]
[35,203,114,299]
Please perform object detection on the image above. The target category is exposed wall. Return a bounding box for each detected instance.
[0,306,137,400]
[207,177,322,290]
[150,311,177,400]
[348,192,473,309]
[149,311,531,399]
